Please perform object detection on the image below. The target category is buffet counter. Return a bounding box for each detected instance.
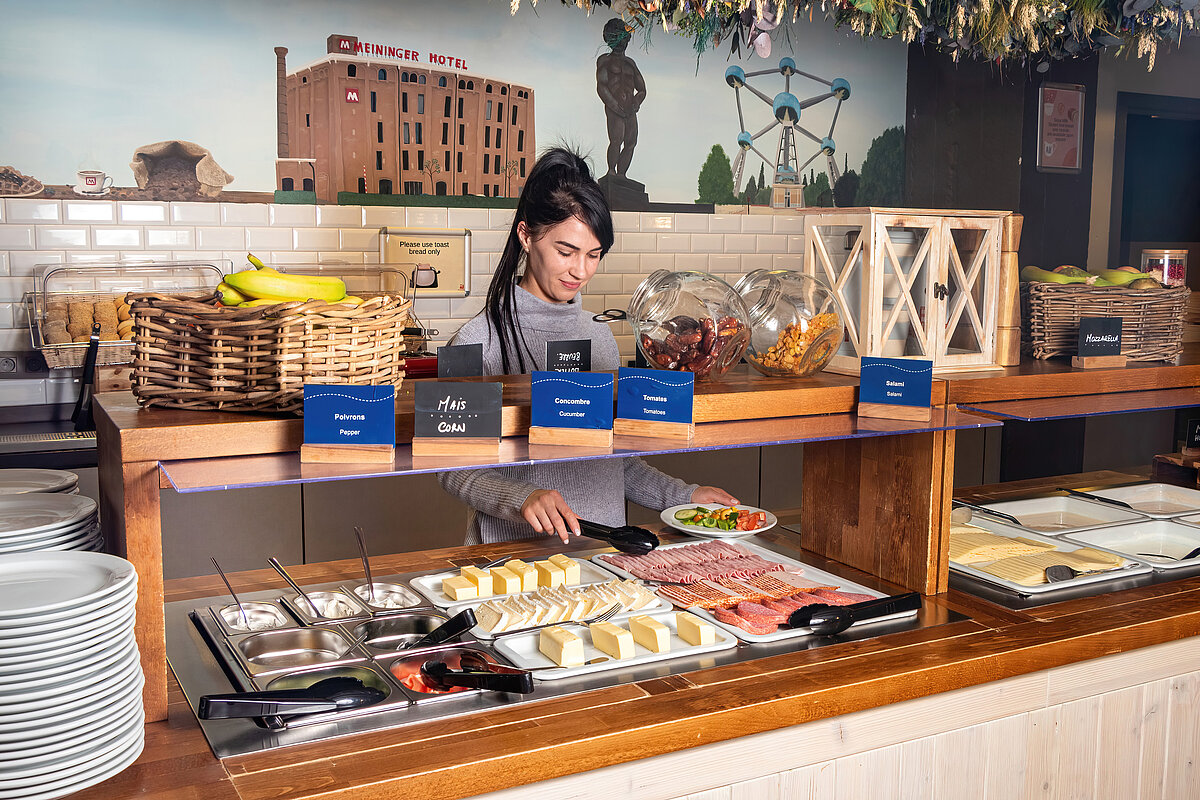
[82,500,1200,800]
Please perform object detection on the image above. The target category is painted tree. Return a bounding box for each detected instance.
[804,172,832,207]
[696,145,737,204]
[420,158,442,194]
[834,169,860,207]
[742,175,758,204]
[858,126,905,207]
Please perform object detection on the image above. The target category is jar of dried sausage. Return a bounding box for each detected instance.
[627,270,751,380]
[733,269,845,378]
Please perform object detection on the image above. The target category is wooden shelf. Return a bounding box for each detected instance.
[158,408,998,493]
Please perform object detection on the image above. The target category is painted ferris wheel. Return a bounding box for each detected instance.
[725,57,850,198]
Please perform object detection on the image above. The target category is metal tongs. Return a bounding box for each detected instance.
[1057,487,1136,510]
[197,676,386,720]
[785,592,922,635]
[577,518,659,555]
[419,660,535,694]
[951,500,1023,527]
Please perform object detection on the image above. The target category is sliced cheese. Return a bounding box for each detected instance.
[475,601,510,633]
[441,575,477,602]
[490,566,522,595]
[676,612,716,646]
[460,566,494,597]
[535,559,566,588]
[589,621,634,660]
[629,615,671,653]
[539,625,584,668]
[548,554,581,585]
[505,560,538,592]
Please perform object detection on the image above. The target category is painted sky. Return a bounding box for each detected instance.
[0,0,907,202]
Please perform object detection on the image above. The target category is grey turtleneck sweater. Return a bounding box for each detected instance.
[438,284,698,544]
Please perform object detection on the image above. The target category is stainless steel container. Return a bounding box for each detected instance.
[229,627,367,677]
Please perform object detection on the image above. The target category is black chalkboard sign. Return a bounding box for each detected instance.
[1187,419,1200,451]
[437,343,484,378]
[1078,318,1122,356]
[546,339,591,372]
[414,382,502,438]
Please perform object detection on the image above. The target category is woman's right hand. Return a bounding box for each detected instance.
[520,489,580,544]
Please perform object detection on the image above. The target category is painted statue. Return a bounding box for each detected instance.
[596,19,646,179]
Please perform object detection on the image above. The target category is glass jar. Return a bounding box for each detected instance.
[733,269,846,378]
[1140,249,1187,287]
[627,270,751,380]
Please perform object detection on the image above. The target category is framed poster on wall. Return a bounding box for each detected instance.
[1037,83,1086,174]
[380,227,472,298]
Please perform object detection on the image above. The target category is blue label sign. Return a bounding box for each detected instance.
[303,385,395,445]
[859,357,933,408]
[531,371,614,430]
[615,368,694,424]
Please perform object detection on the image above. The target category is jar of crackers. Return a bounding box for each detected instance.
[733,269,845,378]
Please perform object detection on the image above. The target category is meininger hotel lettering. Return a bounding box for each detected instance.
[336,36,468,69]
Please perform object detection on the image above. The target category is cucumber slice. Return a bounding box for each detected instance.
[674,509,697,520]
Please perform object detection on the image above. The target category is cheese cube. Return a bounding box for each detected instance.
[539,626,584,668]
[505,560,538,592]
[548,554,581,585]
[589,621,634,660]
[675,612,716,646]
[441,575,477,602]
[629,615,671,653]
[490,566,522,595]
[535,560,566,588]
[460,566,494,597]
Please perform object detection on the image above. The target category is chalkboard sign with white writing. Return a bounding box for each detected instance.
[1078,318,1122,357]
[546,339,591,372]
[413,382,502,438]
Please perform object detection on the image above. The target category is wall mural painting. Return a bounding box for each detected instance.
[0,0,907,209]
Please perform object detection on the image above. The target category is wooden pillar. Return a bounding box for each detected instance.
[800,428,954,594]
[997,213,1024,366]
[98,415,168,721]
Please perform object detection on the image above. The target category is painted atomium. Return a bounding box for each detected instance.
[726,58,850,198]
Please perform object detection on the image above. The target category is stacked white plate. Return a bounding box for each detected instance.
[0,470,79,495]
[0,494,102,554]
[0,552,143,800]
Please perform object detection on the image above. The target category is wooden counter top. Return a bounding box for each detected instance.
[83,502,1200,800]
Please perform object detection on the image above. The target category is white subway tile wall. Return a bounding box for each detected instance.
[0,199,802,406]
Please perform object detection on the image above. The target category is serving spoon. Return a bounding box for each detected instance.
[1057,487,1136,510]
[210,556,249,630]
[268,557,323,618]
[352,526,375,603]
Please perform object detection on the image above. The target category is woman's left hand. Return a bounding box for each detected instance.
[691,486,739,506]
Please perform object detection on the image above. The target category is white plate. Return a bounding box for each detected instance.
[0,629,135,676]
[0,676,140,744]
[0,577,135,630]
[491,609,737,680]
[0,705,142,767]
[0,551,135,618]
[0,604,136,658]
[977,496,1147,534]
[660,504,778,537]
[0,650,140,714]
[0,731,143,800]
[0,667,143,731]
[0,469,78,495]
[0,494,95,537]
[1078,483,1200,519]
[0,582,136,636]
[410,558,621,610]
[0,513,98,544]
[1060,519,1200,571]
[0,525,101,554]
[0,637,138,698]
[0,715,142,788]
[593,540,916,643]
[948,517,1153,593]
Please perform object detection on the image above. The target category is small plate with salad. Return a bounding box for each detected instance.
[659,504,777,537]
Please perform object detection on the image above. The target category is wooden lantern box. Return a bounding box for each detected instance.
[792,207,1020,373]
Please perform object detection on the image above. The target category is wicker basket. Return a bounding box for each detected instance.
[129,292,410,413]
[1021,282,1189,362]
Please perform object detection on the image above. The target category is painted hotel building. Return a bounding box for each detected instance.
[274,35,535,202]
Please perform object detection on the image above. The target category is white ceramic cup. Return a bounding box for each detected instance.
[76,170,112,193]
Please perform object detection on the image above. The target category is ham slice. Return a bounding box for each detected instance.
[712,606,777,635]
[810,589,876,606]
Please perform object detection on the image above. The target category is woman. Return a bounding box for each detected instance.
[439,147,738,545]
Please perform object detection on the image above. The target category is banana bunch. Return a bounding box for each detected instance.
[217,253,352,306]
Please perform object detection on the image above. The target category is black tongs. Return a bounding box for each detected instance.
[197,676,385,719]
[406,607,477,650]
[419,660,535,694]
[786,592,922,635]
[577,518,659,555]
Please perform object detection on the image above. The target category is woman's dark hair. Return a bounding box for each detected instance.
[484,147,614,374]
